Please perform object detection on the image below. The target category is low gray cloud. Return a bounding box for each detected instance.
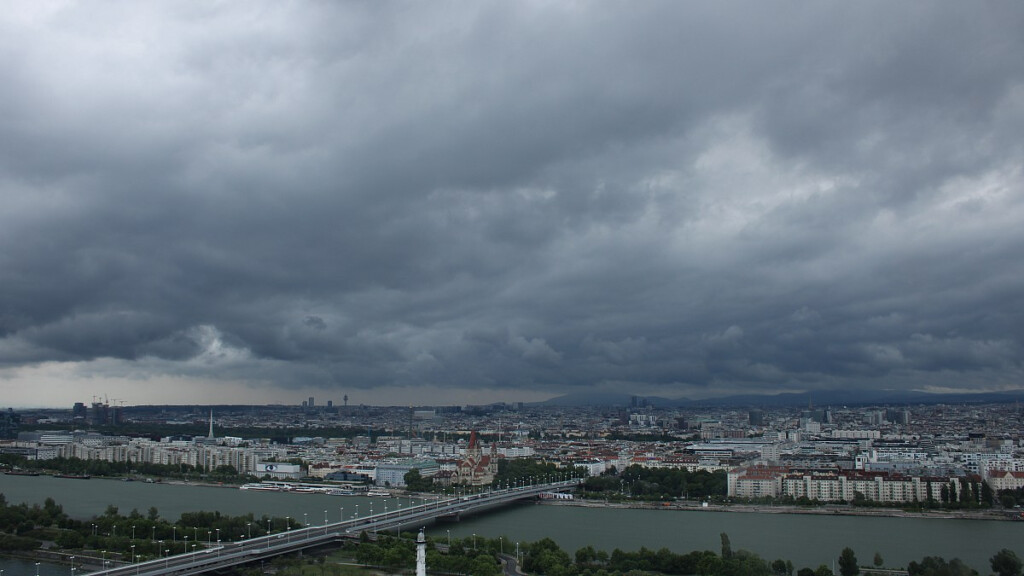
[1,2,1023,404]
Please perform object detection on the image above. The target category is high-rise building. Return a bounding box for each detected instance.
[89,402,109,426]
[0,409,20,439]
[749,409,764,426]
[308,396,315,408]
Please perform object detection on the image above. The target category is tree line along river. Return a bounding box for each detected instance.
[1,474,1023,573]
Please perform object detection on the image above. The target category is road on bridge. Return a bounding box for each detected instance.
[86,479,580,576]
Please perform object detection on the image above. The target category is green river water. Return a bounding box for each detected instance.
[1,474,1021,573]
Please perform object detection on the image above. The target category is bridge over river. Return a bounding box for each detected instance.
[87,479,580,575]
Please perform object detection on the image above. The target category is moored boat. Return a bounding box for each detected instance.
[240,483,284,491]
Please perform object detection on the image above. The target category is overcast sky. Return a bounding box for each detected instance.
[2,2,1023,408]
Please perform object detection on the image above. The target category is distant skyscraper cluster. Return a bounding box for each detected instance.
[71,400,123,426]
[300,395,346,409]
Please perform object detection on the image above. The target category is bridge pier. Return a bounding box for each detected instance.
[435,511,462,522]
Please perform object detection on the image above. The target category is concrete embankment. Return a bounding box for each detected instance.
[541,498,1012,521]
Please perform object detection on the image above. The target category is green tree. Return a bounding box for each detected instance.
[873,552,883,568]
[576,545,599,565]
[838,548,858,576]
[697,553,724,575]
[981,482,994,506]
[54,530,85,549]
[721,532,733,559]
[959,480,972,505]
[403,469,434,492]
[814,565,833,576]
[471,554,500,576]
[908,556,977,576]
[991,549,1023,576]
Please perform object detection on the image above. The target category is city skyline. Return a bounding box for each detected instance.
[2,3,1023,408]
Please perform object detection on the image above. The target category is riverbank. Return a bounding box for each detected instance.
[545,498,1013,521]
[32,475,1013,523]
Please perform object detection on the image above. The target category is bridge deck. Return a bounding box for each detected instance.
[86,480,580,576]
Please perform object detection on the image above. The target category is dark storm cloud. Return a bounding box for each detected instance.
[1,2,1023,400]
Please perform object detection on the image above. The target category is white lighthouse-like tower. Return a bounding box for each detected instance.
[416,528,426,576]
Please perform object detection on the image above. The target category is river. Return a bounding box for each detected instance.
[2,475,1022,573]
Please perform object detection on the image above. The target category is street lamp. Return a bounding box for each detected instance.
[151,526,155,541]
[324,509,328,525]
[247,522,252,539]
[131,544,136,563]
[172,526,176,542]
[215,528,220,543]
[340,507,344,523]
[303,512,308,527]
[473,533,476,551]
[158,541,163,565]
[132,525,136,540]
[70,555,75,576]
[35,562,40,576]
[446,529,450,546]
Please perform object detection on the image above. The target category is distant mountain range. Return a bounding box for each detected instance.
[540,389,1024,408]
